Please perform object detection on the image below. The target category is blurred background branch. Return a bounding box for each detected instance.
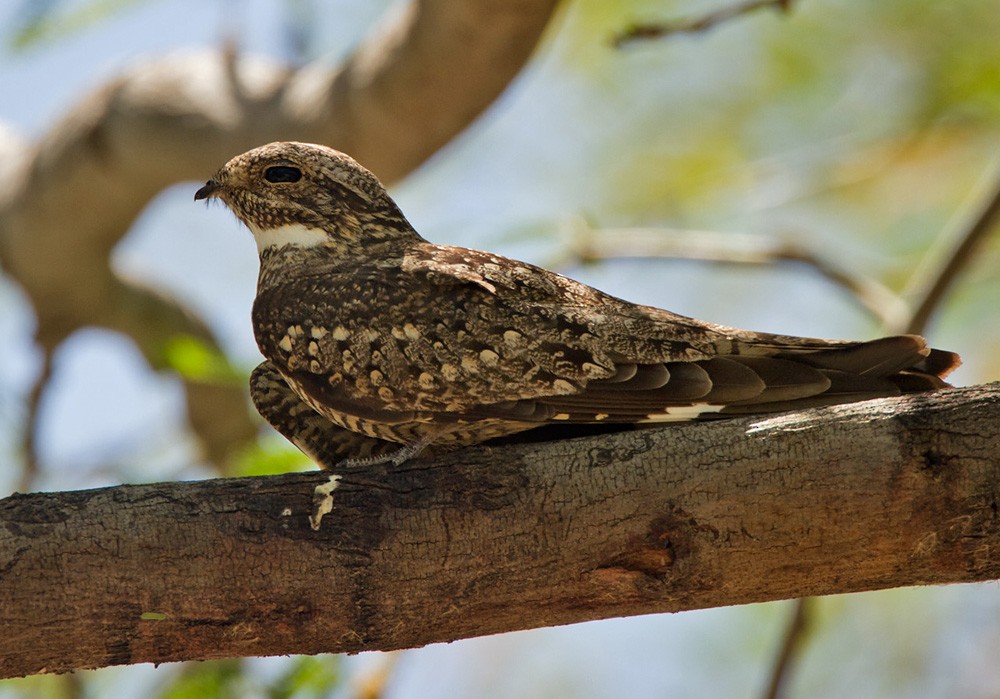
[900,161,1000,334]
[612,0,794,47]
[550,219,909,327]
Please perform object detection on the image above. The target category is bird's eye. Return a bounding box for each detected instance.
[264,166,302,183]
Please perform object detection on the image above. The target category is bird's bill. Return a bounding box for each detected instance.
[194,179,220,201]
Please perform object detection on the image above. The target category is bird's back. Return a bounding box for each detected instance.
[252,239,959,446]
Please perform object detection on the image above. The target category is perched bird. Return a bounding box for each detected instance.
[195,141,960,469]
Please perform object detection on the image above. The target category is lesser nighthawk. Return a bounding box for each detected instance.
[195,142,959,469]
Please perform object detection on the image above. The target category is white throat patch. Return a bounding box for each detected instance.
[249,222,328,254]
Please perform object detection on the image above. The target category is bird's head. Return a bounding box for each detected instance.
[195,141,417,254]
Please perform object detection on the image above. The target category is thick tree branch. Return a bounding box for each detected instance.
[0,0,561,468]
[1,383,998,679]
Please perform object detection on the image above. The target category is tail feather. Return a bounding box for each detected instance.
[914,348,962,379]
[776,335,926,376]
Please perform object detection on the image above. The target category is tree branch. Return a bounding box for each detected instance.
[2,383,997,679]
[550,221,907,327]
[761,598,813,699]
[613,0,794,48]
[898,160,1000,334]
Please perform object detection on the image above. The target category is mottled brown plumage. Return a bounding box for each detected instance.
[196,141,960,469]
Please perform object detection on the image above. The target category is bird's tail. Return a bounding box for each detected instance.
[715,334,959,415]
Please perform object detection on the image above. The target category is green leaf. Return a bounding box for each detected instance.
[161,335,243,385]
[158,659,246,699]
[233,436,313,477]
[267,655,341,699]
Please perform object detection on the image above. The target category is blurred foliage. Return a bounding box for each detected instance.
[160,335,243,385]
[6,0,151,51]
[0,674,82,699]
[157,656,339,699]
[267,656,342,699]
[158,660,247,699]
[232,435,313,477]
[549,0,1000,235]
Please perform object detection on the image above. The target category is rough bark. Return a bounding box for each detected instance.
[2,383,998,679]
[0,0,561,466]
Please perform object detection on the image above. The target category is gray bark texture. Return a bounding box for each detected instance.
[2,383,998,679]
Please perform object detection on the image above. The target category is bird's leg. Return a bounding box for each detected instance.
[251,362,406,469]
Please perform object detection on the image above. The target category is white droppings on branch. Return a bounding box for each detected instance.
[310,474,342,531]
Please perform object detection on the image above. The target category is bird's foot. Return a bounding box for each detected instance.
[332,435,433,470]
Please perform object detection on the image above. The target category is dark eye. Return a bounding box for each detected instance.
[264,166,302,183]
